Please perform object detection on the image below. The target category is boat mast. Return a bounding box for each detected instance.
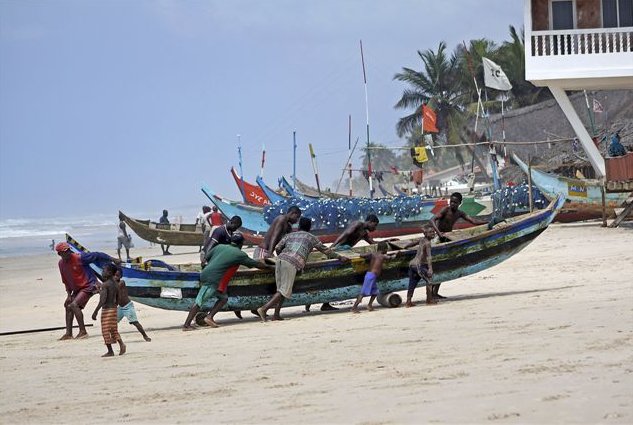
[292,131,297,190]
[360,40,373,199]
[308,143,322,196]
[237,134,246,200]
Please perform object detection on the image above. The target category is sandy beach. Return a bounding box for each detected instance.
[0,222,631,424]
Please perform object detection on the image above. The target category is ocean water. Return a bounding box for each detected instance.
[0,207,202,259]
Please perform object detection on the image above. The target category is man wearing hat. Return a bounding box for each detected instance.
[55,242,119,340]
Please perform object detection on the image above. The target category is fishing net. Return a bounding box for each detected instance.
[263,195,433,230]
[492,183,549,218]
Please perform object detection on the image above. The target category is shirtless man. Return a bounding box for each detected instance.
[92,263,126,357]
[307,214,380,311]
[114,268,151,342]
[350,251,395,313]
[330,214,380,250]
[253,206,301,259]
[403,225,435,306]
[429,192,486,298]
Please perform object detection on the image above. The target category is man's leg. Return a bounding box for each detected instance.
[131,321,151,341]
[432,283,445,299]
[257,293,283,322]
[60,304,74,340]
[272,297,285,321]
[117,248,122,261]
[406,267,421,307]
[367,295,377,311]
[68,302,88,338]
[183,304,200,330]
[125,247,130,261]
[103,344,115,357]
[204,298,228,327]
[425,283,437,305]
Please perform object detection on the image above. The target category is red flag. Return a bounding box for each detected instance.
[422,104,439,133]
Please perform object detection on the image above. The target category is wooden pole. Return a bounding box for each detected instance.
[308,143,322,196]
[601,180,607,227]
[527,155,534,213]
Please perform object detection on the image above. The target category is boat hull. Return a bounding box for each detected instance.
[513,154,628,221]
[68,196,563,312]
[121,212,203,246]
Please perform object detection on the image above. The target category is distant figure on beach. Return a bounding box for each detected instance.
[183,233,272,331]
[196,206,212,252]
[91,263,126,357]
[306,214,380,312]
[253,205,301,259]
[200,215,242,266]
[117,212,132,262]
[257,217,348,322]
[56,242,119,340]
[114,267,151,342]
[209,206,224,231]
[159,209,171,255]
[429,192,486,299]
[351,251,395,313]
[403,225,435,307]
[50,239,55,251]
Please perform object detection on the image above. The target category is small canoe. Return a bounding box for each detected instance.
[120,211,204,246]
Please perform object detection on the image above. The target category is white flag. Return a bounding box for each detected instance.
[482,57,512,91]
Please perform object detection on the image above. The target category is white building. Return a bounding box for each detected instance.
[523,0,633,177]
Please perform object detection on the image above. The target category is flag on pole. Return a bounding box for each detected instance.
[422,104,439,133]
[592,98,604,113]
[482,57,512,91]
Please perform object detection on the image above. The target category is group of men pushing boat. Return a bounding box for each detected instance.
[56,192,484,355]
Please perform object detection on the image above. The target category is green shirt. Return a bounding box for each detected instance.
[200,244,261,286]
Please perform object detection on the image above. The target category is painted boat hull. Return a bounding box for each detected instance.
[67,197,563,312]
[256,176,287,204]
[513,154,628,222]
[120,211,203,246]
[230,167,270,206]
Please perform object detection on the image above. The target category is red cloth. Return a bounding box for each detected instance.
[58,253,92,292]
[210,212,223,226]
[422,104,439,133]
[217,265,239,292]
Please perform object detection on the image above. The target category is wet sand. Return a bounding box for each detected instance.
[1,223,631,424]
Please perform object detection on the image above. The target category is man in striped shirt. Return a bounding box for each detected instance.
[257,217,348,322]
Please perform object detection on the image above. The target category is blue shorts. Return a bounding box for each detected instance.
[360,272,379,296]
[117,301,138,323]
[195,284,227,307]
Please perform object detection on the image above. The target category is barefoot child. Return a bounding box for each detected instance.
[92,263,126,357]
[351,251,395,313]
[403,225,435,307]
[115,268,151,342]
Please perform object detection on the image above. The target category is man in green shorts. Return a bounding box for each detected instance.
[182,233,272,330]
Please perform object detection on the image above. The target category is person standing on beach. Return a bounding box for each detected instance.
[183,233,272,331]
[196,206,212,252]
[117,212,132,262]
[114,268,151,342]
[252,206,301,259]
[429,192,486,298]
[403,225,435,307]
[92,263,126,357]
[306,214,380,312]
[350,251,395,313]
[56,242,119,340]
[159,209,171,255]
[257,217,348,322]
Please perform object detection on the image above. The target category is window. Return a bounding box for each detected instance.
[603,0,633,27]
[552,0,575,29]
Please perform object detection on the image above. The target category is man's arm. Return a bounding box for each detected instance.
[430,208,448,239]
[91,286,106,320]
[363,230,377,245]
[314,239,349,262]
[462,212,488,226]
[403,238,421,249]
[265,219,286,252]
[331,222,361,248]
[240,255,274,270]
[273,234,288,255]
[425,241,433,278]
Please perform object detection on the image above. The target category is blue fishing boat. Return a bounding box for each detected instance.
[256,176,287,204]
[513,154,629,222]
[65,195,564,313]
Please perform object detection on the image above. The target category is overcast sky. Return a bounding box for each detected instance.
[0,0,523,219]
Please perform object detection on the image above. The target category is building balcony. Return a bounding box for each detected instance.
[525,26,633,89]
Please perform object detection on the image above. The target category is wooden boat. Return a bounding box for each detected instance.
[201,186,489,245]
[278,176,319,200]
[513,154,629,222]
[256,176,288,204]
[65,195,564,313]
[293,177,349,199]
[230,167,270,206]
[120,211,204,246]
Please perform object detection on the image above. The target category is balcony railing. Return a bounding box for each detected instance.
[531,27,633,57]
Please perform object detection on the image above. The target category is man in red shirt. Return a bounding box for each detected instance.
[56,242,118,340]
